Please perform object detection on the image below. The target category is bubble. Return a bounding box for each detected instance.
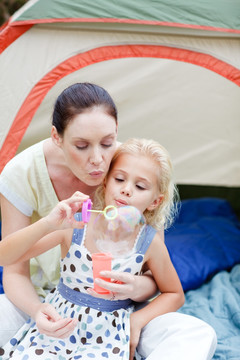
[93,206,145,258]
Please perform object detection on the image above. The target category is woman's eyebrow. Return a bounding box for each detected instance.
[72,133,115,141]
[101,133,116,139]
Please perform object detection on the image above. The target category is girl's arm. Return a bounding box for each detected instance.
[133,231,184,321]
[0,191,88,265]
[129,231,185,359]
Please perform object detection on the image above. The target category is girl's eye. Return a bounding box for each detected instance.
[115,177,124,182]
[136,184,146,190]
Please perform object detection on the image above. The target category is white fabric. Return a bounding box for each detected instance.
[0,295,29,347]
[137,312,217,360]
[0,294,217,358]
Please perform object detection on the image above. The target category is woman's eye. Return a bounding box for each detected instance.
[76,145,88,150]
[75,142,88,150]
[101,143,112,148]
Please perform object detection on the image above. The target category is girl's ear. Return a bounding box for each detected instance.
[147,194,164,211]
[51,126,63,148]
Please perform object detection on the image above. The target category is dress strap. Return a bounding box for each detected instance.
[58,281,133,312]
[136,225,157,255]
[72,212,85,245]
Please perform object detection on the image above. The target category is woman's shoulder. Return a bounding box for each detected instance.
[0,139,54,217]
[1,139,47,173]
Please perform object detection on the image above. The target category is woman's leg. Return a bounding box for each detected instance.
[0,294,29,346]
[137,312,217,360]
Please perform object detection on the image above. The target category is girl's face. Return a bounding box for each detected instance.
[105,153,162,214]
[54,107,118,186]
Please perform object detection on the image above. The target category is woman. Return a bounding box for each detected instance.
[0,83,217,359]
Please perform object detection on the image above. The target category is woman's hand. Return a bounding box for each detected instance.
[87,270,158,302]
[45,191,89,231]
[34,303,77,339]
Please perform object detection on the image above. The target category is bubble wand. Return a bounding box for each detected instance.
[82,199,118,223]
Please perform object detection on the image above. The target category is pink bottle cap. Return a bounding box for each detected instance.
[82,199,92,223]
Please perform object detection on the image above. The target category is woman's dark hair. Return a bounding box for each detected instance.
[52,83,118,134]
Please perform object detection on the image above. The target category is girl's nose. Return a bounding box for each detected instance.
[120,185,132,197]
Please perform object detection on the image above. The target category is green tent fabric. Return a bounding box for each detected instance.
[12,0,240,32]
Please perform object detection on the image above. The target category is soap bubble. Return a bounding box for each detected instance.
[93,206,145,258]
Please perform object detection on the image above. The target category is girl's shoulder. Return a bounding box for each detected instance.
[135,224,157,255]
[143,227,167,264]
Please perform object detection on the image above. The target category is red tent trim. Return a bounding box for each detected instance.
[0,22,33,54]
[2,16,239,54]
[11,17,240,34]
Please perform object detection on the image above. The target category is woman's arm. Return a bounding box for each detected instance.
[0,192,88,338]
[0,217,59,265]
[3,261,77,338]
[0,192,88,265]
[1,195,46,321]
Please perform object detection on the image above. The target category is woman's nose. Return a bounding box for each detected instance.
[90,148,102,165]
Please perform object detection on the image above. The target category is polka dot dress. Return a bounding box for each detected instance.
[0,217,156,360]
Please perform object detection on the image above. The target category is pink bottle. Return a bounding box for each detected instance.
[92,252,112,294]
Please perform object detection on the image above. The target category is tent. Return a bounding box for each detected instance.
[0,0,240,212]
[1,3,240,357]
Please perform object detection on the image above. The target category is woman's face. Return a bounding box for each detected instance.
[57,107,118,186]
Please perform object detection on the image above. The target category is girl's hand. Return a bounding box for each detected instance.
[45,191,89,231]
[129,312,144,360]
[35,303,77,339]
[87,271,149,301]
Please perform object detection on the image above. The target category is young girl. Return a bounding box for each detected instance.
[0,138,185,359]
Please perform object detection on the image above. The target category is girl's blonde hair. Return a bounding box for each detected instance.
[94,138,179,230]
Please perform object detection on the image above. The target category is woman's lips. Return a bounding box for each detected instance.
[89,171,104,178]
